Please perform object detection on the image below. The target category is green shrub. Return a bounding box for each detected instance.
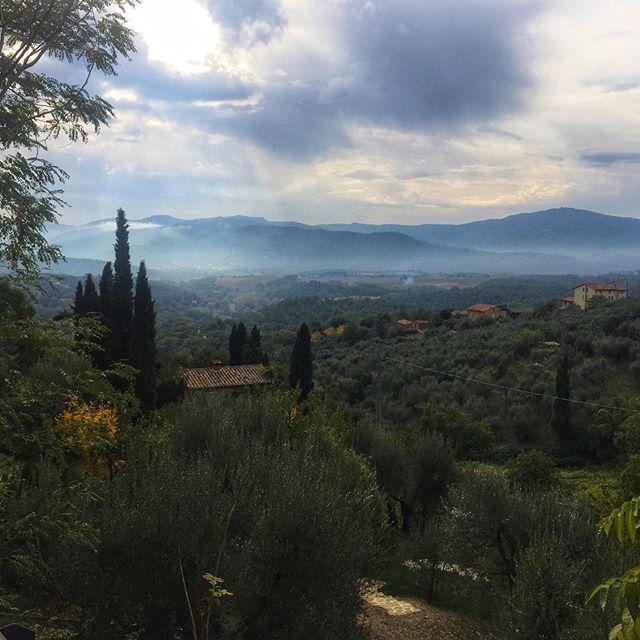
[493,534,604,640]
[4,393,385,640]
[621,454,640,497]
[514,328,544,357]
[443,474,598,600]
[490,444,524,464]
[507,450,557,490]
[422,403,495,460]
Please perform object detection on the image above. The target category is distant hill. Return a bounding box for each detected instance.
[45,213,589,275]
[42,257,108,277]
[318,208,640,269]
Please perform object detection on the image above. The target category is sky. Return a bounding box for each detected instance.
[52,0,640,225]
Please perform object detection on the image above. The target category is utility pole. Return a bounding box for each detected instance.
[376,354,383,429]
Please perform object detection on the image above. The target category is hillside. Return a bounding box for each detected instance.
[319,208,640,269]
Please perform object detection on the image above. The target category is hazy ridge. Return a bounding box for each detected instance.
[45,207,640,275]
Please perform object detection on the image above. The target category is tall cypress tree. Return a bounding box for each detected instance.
[552,352,572,451]
[131,261,156,412]
[289,323,313,402]
[83,274,100,314]
[99,261,114,323]
[94,262,114,370]
[229,323,238,365]
[73,281,85,316]
[229,322,247,365]
[236,322,247,364]
[111,208,133,362]
[245,325,262,364]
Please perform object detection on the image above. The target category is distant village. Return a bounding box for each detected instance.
[396,281,629,332]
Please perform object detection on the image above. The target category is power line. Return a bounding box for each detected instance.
[380,355,635,412]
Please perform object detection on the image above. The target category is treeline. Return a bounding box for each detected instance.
[228,322,267,365]
[70,209,158,411]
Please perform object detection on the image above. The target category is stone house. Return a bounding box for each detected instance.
[466,304,508,321]
[571,282,627,310]
[182,362,269,391]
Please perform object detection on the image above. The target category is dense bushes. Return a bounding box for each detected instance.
[1,392,385,639]
[313,296,640,463]
[493,533,605,640]
[441,473,612,638]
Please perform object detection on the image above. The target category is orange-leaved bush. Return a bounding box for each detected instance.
[56,397,118,469]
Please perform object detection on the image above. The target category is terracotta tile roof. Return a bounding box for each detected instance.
[467,303,495,312]
[397,319,413,325]
[507,307,534,314]
[561,295,574,302]
[588,283,627,291]
[577,282,627,291]
[183,364,269,390]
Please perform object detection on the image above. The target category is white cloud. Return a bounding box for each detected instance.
[127,0,221,74]
[97,222,162,231]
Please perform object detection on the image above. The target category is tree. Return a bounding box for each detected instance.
[83,274,100,314]
[507,450,557,491]
[289,323,313,402]
[93,261,114,370]
[228,324,238,365]
[99,262,114,323]
[374,314,389,338]
[588,498,640,639]
[236,322,247,363]
[229,322,246,365]
[0,0,138,279]
[131,261,156,412]
[552,352,572,452]
[111,208,133,362]
[245,325,262,364]
[73,281,85,316]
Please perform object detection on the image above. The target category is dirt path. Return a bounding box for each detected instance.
[362,588,483,640]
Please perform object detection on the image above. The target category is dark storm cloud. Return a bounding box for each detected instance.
[582,151,640,166]
[205,0,286,45]
[333,0,537,128]
[218,85,351,159]
[213,0,540,158]
[120,64,254,104]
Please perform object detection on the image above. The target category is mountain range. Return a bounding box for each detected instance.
[44,207,640,276]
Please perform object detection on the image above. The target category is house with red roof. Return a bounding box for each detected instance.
[571,282,627,309]
[182,362,269,391]
[466,303,508,321]
[397,318,431,332]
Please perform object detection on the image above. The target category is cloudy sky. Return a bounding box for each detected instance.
[53,0,640,225]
